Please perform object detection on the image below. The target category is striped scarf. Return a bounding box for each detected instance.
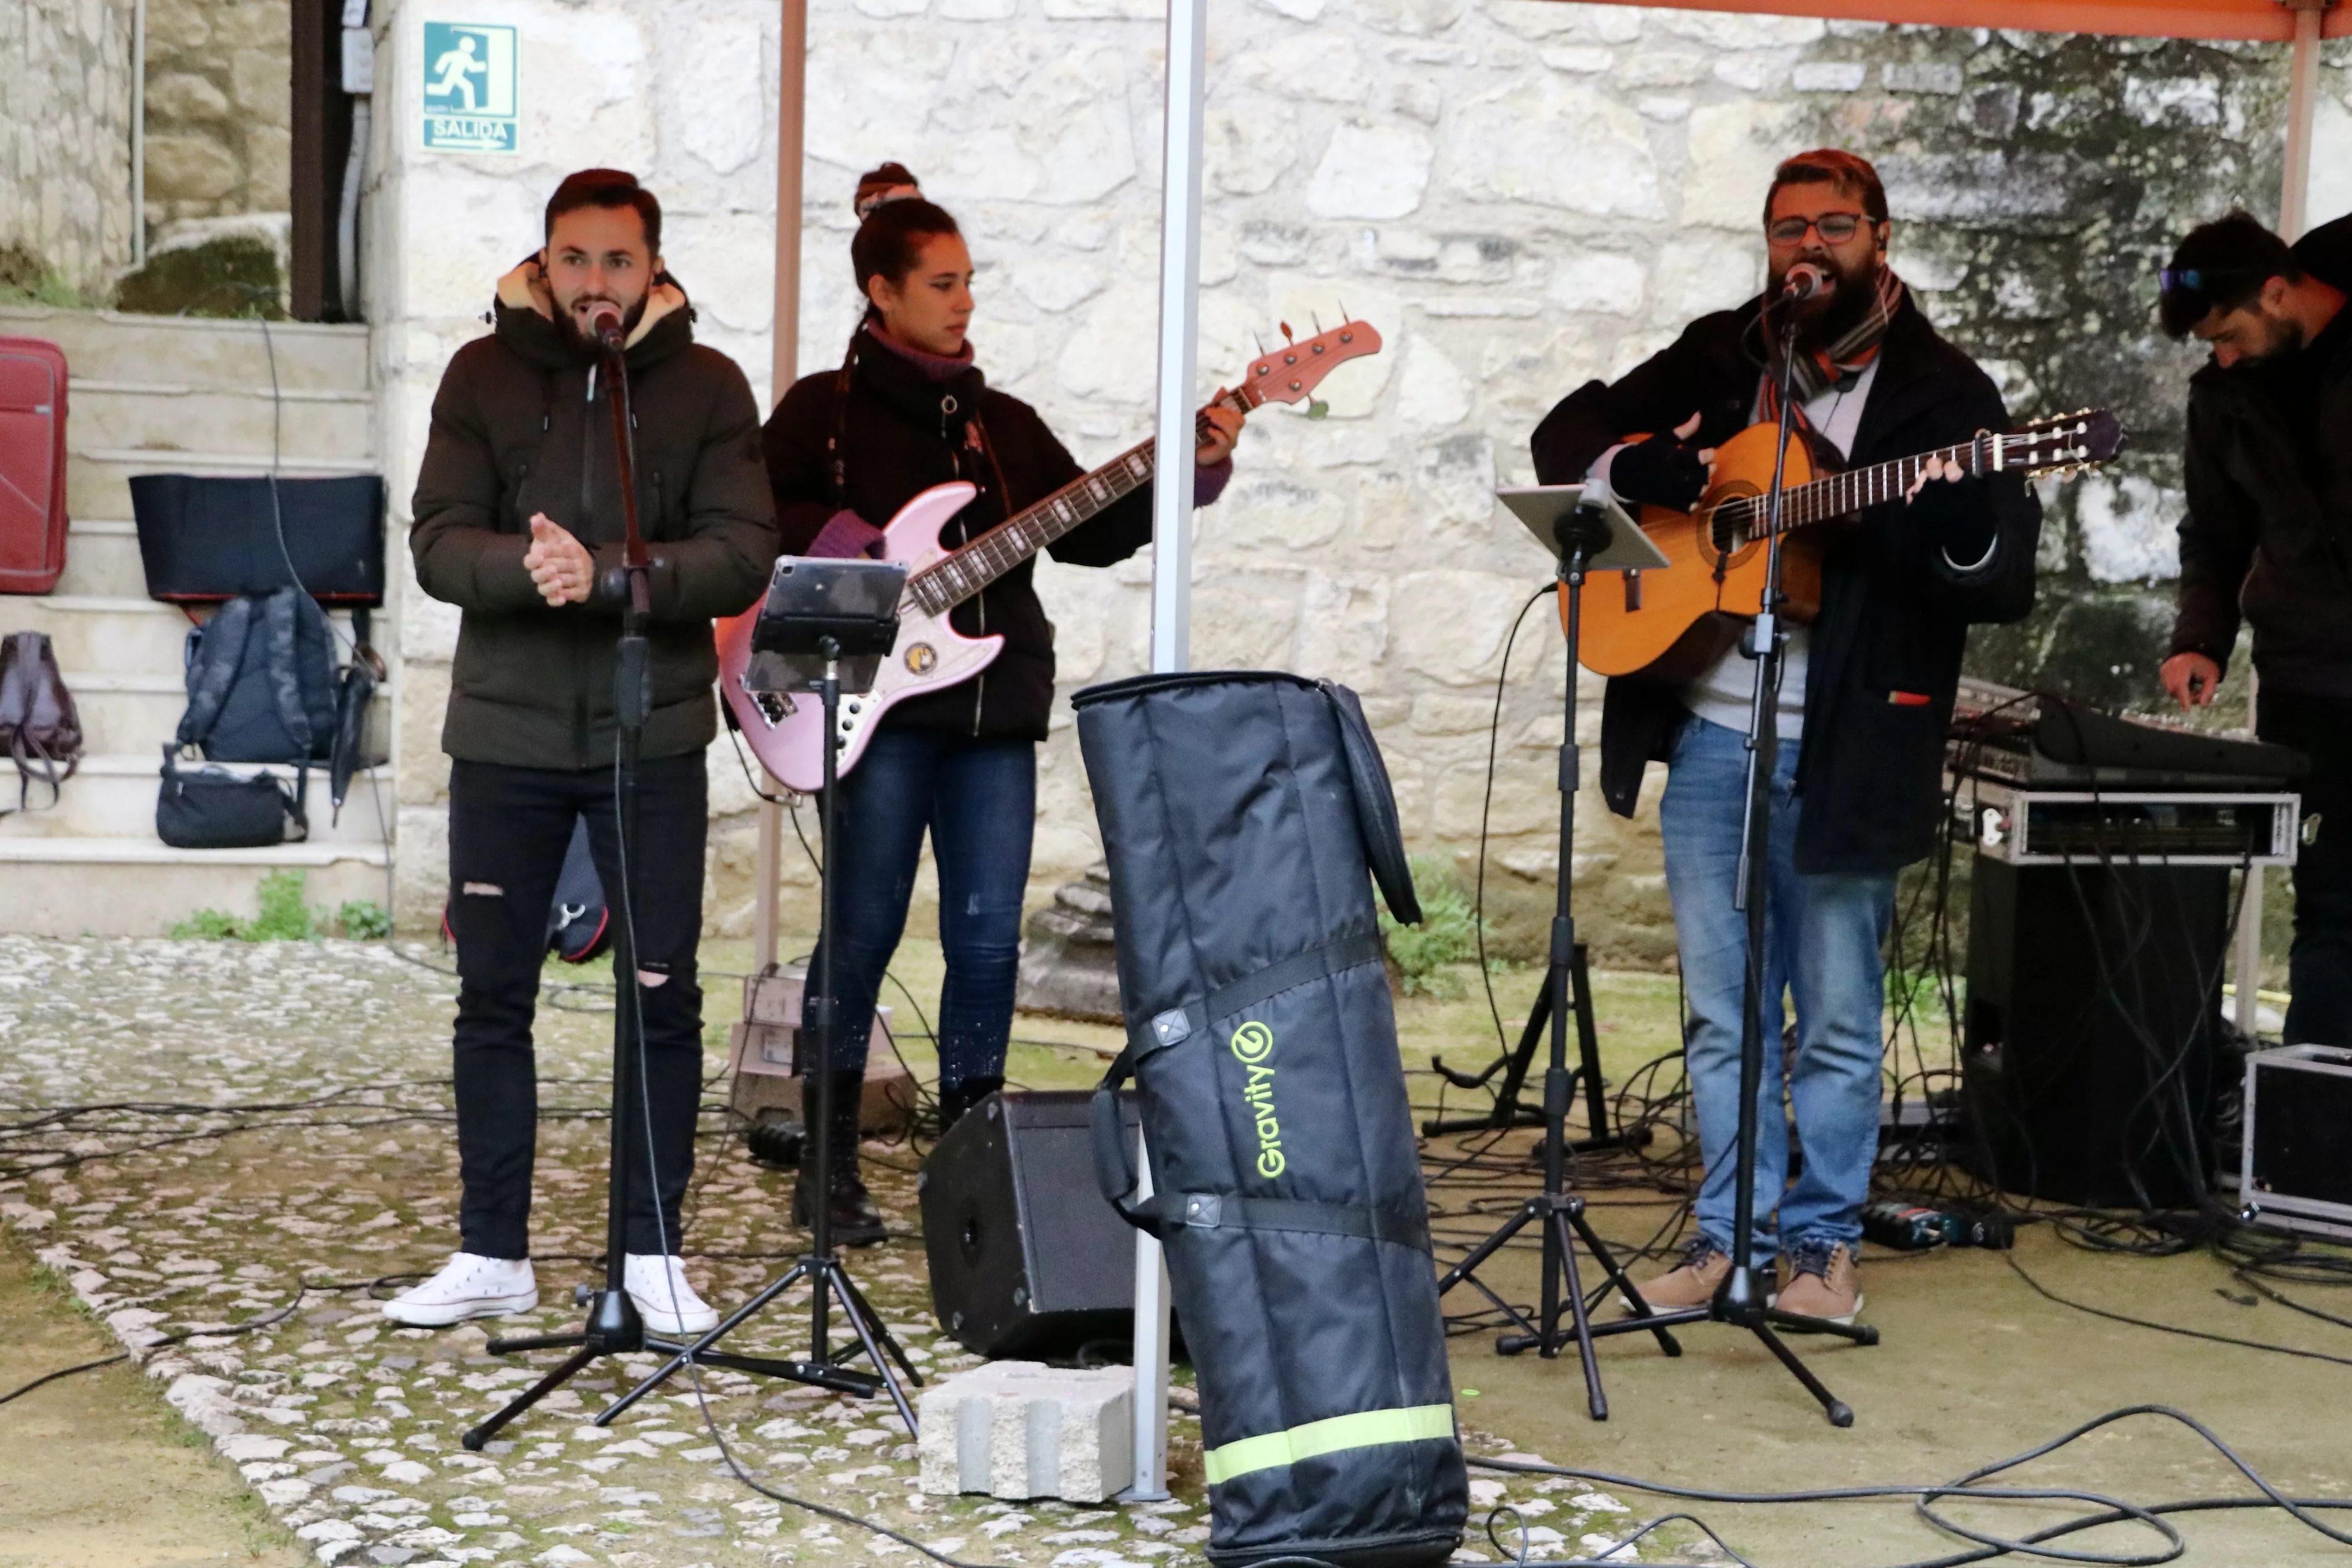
[1765,264,1907,407]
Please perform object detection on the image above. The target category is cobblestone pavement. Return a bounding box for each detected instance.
[0,937,1647,1567]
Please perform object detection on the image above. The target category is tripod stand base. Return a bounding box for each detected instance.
[598,1251,922,1435]
[1436,1192,1681,1422]
[1584,1272,1879,1427]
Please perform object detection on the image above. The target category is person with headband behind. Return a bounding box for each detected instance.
[759,164,1246,1244]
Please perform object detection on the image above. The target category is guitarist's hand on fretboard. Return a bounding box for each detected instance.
[1197,397,1244,466]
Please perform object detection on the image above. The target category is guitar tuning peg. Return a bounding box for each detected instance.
[1279,321,1295,344]
[1306,397,1329,420]
[1255,331,1267,355]
[1311,312,1324,334]
[1339,298,1351,321]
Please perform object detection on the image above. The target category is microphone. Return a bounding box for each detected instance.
[1781,262,1830,302]
[584,300,626,353]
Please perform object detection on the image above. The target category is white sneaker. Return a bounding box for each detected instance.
[382,1253,538,1327]
[624,1253,720,1337]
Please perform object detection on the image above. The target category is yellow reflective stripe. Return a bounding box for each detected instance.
[1201,1403,1456,1485]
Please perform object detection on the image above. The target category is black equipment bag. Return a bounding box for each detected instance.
[157,744,307,848]
[547,818,612,962]
[130,473,386,605]
[436,816,612,962]
[1074,669,1464,1568]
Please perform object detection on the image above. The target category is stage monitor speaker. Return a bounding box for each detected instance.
[1959,855,2232,1209]
[919,1090,1145,1359]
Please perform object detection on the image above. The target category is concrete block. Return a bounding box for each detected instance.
[916,1361,1133,1502]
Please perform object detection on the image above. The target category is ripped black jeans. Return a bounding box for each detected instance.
[446,754,707,1260]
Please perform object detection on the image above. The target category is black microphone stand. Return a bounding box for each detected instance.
[597,626,922,1435]
[1580,279,1879,1426]
[466,333,827,1449]
[1435,502,1683,1422]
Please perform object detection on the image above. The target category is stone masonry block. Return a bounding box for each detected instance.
[916,1361,1133,1502]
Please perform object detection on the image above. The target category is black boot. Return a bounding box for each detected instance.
[792,1071,884,1247]
[936,1075,1005,1137]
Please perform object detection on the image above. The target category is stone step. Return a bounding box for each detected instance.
[0,755,391,846]
[68,446,378,523]
[0,304,370,393]
[0,838,393,937]
[0,594,197,674]
[70,377,374,463]
[54,520,145,598]
[48,669,388,756]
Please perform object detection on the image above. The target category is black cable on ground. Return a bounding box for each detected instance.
[1471,1404,2352,1568]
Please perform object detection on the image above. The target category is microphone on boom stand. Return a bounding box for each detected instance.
[1780,261,1829,302]
[584,300,629,356]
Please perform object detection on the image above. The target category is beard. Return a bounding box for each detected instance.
[554,291,648,351]
[2232,309,2308,371]
[1768,250,1882,349]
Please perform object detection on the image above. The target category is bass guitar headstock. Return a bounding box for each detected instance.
[2002,409,2127,478]
[1234,318,1383,417]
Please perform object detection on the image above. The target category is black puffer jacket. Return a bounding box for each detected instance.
[411,259,778,767]
[2171,213,2352,698]
[1533,293,2041,875]
[761,328,1160,741]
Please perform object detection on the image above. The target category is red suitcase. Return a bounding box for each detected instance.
[0,336,68,594]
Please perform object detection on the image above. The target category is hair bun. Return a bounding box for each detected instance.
[855,163,922,218]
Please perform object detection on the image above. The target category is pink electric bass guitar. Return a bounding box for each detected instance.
[719,318,1384,793]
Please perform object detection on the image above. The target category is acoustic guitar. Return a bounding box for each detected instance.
[1574,409,2126,681]
[720,318,1384,794]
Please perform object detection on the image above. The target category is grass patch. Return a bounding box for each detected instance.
[114,236,284,319]
[170,873,388,941]
[0,241,103,308]
[1381,854,1502,999]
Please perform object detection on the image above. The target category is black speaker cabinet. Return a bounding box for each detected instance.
[1960,855,2232,1209]
[919,1090,1145,1358]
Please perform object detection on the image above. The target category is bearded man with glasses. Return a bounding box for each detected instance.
[2158,210,2352,1044]
[1531,149,2040,1324]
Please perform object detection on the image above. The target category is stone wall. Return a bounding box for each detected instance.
[0,0,138,292]
[142,0,293,231]
[364,0,2328,963]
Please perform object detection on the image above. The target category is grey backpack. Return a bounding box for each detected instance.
[0,631,82,815]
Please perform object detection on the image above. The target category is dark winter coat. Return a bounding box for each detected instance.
[2171,213,2352,699]
[410,260,779,769]
[1531,292,2042,875]
[760,327,1161,741]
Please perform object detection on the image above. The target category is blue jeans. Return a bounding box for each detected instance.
[811,727,1036,1085]
[1660,717,1893,1266]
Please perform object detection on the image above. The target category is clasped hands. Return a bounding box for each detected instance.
[524,513,596,606]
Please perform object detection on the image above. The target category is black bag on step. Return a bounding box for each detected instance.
[157,744,308,848]
[1074,670,1464,1568]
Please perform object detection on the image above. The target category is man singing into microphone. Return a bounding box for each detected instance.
[1533,150,2039,1322]
[386,169,778,1331]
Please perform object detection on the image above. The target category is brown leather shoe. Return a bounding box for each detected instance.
[1623,1234,1730,1314]
[1778,1240,1863,1325]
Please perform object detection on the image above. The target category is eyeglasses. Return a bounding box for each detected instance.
[1766,213,1876,245]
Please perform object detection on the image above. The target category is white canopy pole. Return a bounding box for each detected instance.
[754,0,810,975]
[2239,0,2322,1030]
[1130,0,1208,1502]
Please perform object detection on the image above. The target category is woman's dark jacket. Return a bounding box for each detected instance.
[1531,293,2042,875]
[410,262,779,768]
[761,329,1158,741]
[2171,213,2352,699]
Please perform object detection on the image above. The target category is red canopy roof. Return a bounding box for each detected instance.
[1570,0,2344,41]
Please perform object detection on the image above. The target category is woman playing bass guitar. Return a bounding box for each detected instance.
[759,165,1244,1243]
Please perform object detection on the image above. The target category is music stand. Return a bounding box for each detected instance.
[1433,486,1677,1421]
[1426,489,1664,1151]
[597,556,926,1435]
